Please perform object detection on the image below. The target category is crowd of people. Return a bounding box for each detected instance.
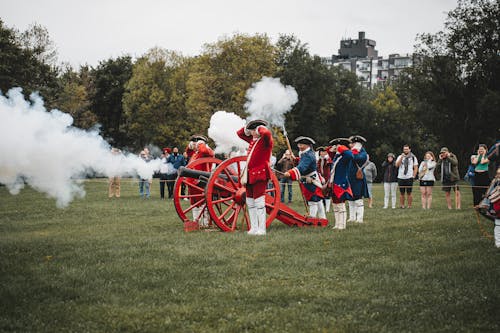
[106,124,500,247]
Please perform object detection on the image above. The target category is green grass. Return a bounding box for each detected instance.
[1,180,499,332]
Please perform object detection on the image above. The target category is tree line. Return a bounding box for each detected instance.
[0,0,498,178]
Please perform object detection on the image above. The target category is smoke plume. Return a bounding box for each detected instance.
[0,88,160,207]
[208,111,248,154]
[244,77,298,127]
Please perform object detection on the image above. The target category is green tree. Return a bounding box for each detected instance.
[122,48,186,149]
[185,33,277,136]
[0,20,59,106]
[54,65,97,129]
[89,56,133,146]
[408,0,500,166]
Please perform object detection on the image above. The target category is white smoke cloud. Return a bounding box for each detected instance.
[0,88,161,207]
[208,111,248,154]
[244,77,298,127]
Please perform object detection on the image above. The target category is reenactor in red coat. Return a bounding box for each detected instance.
[237,120,273,235]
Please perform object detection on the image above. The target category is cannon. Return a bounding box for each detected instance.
[173,156,329,232]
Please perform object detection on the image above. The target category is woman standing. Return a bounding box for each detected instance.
[472,144,490,206]
[381,153,398,209]
[418,151,436,209]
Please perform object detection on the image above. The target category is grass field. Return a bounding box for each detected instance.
[1,179,499,332]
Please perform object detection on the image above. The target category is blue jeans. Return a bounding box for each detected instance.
[139,179,150,198]
[280,179,293,203]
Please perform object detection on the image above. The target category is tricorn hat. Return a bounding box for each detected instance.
[294,136,315,145]
[316,146,326,152]
[189,134,208,142]
[349,135,367,144]
[329,138,350,145]
[245,119,269,130]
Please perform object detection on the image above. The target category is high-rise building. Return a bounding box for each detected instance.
[321,32,413,88]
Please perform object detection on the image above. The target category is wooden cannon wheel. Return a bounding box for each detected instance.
[173,157,222,225]
[205,156,281,232]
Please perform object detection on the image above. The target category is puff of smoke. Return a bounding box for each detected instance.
[244,77,298,127]
[0,88,160,207]
[208,111,248,154]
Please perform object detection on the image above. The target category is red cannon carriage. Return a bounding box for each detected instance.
[173,156,329,232]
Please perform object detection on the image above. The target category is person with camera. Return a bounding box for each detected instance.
[277,149,295,205]
[471,144,490,207]
[395,144,418,209]
[436,147,461,209]
[418,151,436,209]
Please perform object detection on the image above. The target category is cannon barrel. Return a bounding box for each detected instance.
[178,166,239,182]
[178,166,212,180]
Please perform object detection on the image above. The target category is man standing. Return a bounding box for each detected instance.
[395,144,418,208]
[284,136,326,219]
[436,147,461,209]
[363,155,378,208]
[166,147,186,199]
[327,138,353,230]
[347,135,369,222]
[237,120,273,235]
[159,148,172,200]
[108,148,122,198]
[277,149,295,205]
[139,148,152,199]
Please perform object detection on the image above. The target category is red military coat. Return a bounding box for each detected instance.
[237,126,273,185]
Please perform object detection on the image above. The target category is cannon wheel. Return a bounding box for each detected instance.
[205,156,280,232]
[173,157,222,225]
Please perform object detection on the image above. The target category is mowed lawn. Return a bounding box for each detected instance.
[1,179,499,332]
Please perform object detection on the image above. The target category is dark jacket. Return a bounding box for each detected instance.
[382,160,398,183]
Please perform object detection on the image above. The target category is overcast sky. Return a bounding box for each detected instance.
[2,0,459,68]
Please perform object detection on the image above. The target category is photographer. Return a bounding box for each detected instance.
[436,147,461,209]
[471,144,490,206]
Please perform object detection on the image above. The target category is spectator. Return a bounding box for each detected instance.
[395,144,418,208]
[166,147,186,199]
[436,147,461,209]
[382,153,398,209]
[418,151,436,209]
[471,144,490,207]
[139,149,152,199]
[277,149,295,205]
[464,155,476,186]
[159,149,173,199]
[363,155,377,208]
[108,148,122,198]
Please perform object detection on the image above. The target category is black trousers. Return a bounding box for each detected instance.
[167,174,177,198]
[159,173,168,198]
[473,171,490,205]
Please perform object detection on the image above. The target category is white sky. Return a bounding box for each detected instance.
[2,0,459,68]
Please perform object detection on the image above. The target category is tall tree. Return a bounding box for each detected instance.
[408,0,500,166]
[185,33,277,136]
[0,20,59,106]
[122,48,185,149]
[54,65,97,129]
[89,56,133,146]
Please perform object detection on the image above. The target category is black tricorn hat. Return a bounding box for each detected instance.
[349,135,367,143]
[329,138,350,145]
[316,146,326,152]
[294,136,315,145]
[245,119,269,130]
[190,134,208,142]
